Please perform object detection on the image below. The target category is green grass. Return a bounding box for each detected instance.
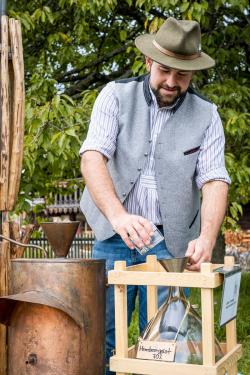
[128,272,250,374]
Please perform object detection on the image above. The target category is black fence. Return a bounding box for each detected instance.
[24,232,94,259]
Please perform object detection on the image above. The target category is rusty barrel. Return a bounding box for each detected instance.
[0,258,106,375]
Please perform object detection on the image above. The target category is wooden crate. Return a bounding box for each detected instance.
[108,255,242,375]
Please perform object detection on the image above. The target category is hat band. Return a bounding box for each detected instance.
[152,40,200,61]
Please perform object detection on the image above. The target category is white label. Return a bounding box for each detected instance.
[136,339,176,362]
[220,269,241,326]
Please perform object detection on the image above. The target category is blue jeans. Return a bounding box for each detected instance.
[93,232,174,375]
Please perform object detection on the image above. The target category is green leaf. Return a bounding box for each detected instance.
[65,128,77,137]
[120,30,127,41]
[180,3,189,12]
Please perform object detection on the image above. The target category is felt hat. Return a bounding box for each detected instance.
[135,17,215,71]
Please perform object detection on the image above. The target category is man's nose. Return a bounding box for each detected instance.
[166,72,177,88]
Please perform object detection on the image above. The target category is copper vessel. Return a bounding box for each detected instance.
[0,258,106,375]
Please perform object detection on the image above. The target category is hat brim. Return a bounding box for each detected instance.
[135,34,215,71]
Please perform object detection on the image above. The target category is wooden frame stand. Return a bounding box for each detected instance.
[108,255,242,375]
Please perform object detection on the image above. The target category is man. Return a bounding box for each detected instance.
[80,17,230,374]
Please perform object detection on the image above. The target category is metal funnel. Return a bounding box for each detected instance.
[159,256,189,273]
[41,222,80,257]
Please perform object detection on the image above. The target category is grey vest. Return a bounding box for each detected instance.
[80,75,213,257]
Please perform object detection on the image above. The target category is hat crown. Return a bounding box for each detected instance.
[155,17,201,56]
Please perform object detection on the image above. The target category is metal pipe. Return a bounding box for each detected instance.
[0,0,7,16]
[0,234,48,257]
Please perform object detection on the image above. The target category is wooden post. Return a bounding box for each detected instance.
[0,15,25,375]
[201,262,215,365]
[146,255,158,322]
[0,242,7,375]
[0,15,10,210]
[0,217,10,375]
[114,261,128,375]
[225,255,238,375]
[0,15,10,374]
[7,19,25,210]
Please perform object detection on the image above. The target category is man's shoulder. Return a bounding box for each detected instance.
[115,74,147,84]
[113,74,150,107]
[187,86,213,104]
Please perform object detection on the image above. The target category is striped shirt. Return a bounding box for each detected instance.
[80,81,230,224]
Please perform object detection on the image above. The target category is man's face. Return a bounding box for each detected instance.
[146,58,193,107]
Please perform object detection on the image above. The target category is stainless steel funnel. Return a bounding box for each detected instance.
[41,221,80,257]
[159,256,189,273]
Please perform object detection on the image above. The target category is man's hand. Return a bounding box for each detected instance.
[185,235,215,271]
[110,213,154,250]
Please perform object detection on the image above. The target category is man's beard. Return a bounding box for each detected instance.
[151,84,181,107]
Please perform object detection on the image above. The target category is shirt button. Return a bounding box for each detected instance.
[144,153,148,156]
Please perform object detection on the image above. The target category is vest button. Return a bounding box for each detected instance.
[122,193,127,197]
[137,168,142,171]
[148,139,152,143]
[144,153,148,157]
[130,180,134,184]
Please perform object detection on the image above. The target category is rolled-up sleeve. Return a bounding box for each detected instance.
[79,82,119,159]
[195,104,231,189]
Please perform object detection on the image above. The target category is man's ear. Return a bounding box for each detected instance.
[145,57,152,72]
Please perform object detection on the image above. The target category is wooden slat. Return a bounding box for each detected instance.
[0,15,10,210]
[7,19,25,210]
[146,255,158,322]
[201,263,215,366]
[215,344,242,375]
[110,355,218,375]
[108,269,223,288]
[225,256,238,375]
[123,263,148,272]
[114,261,128,375]
[110,344,242,375]
[0,219,11,293]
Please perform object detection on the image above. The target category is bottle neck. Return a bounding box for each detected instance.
[169,286,187,299]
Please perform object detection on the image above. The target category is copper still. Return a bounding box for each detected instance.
[0,222,106,375]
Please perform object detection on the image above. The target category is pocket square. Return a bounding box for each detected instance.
[183,146,200,155]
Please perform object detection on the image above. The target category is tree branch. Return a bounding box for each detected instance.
[56,42,133,82]
[65,66,133,97]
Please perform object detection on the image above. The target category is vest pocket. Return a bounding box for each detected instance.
[189,209,199,229]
